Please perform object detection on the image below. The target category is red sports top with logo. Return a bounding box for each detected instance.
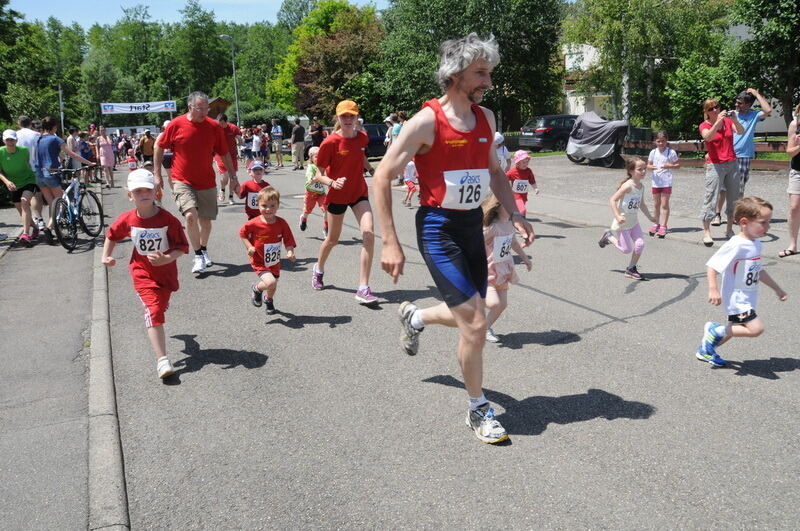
[238,179,272,219]
[316,130,369,205]
[238,215,297,275]
[106,208,189,292]
[413,98,492,210]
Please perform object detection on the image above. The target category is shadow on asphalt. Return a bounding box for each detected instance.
[266,311,352,328]
[531,233,566,239]
[283,257,315,271]
[664,226,702,234]
[378,285,441,304]
[494,329,581,349]
[726,357,800,380]
[196,262,252,279]
[424,375,655,436]
[170,334,268,379]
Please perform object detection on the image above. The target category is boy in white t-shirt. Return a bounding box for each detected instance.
[697,196,787,367]
[401,159,418,207]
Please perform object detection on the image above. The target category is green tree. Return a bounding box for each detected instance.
[278,0,319,30]
[170,0,229,96]
[563,0,729,129]
[376,0,564,129]
[730,0,799,127]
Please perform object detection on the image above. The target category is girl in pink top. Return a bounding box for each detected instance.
[482,195,532,343]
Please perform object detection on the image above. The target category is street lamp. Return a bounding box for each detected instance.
[219,34,241,127]
[162,83,173,120]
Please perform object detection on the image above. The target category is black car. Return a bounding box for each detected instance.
[519,114,577,152]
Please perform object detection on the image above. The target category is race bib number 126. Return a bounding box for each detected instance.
[441,168,490,209]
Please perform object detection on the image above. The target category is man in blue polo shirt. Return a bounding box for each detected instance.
[712,88,772,226]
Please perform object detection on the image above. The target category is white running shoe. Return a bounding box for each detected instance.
[201,250,213,267]
[485,328,500,343]
[157,356,175,379]
[466,404,509,444]
[192,254,206,274]
[398,301,422,355]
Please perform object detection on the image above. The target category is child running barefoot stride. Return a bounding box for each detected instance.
[482,196,532,343]
[238,160,271,219]
[240,187,297,315]
[102,169,189,379]
[299,146,329,237]
[598,157,657,280]
[697,196,788,367]
[507,150,539,215]
[646,131,680,238]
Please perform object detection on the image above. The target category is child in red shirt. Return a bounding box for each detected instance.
[126,148,138,171]
[237,160,271,219]
[102,169,189,379]
[299,146,329,236]
[506,150,539,215]
[239,186,297,315]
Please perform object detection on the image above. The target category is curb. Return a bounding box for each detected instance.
[88,188,130,530]
[0,226,24,262]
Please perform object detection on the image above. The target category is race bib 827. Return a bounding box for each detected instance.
[131,226,168,255]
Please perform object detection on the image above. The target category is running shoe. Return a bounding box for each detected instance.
[355,286,378,304]
[648,224,660,236]
[698,321,724,357]
[486,328,500,343]
[711,213,722,226]
[30,224,39,239]
[300,218,307,232]
[192,254,206,274]
[598,230,612,248]
[218,190,225,202]
[696,345,726,367]
[657,225,668,238]
[624,265,644,280]
[322,228,328,239]
[398,301,421,356]
[36,218,46,232]
[265,298,276,315]
[227,196,235,206]
[311,267,324,290]
[201,250,213,267]
[466,404,509,444]
[18,233,33,247]
[251,284,263,307]
[157,356,175,379]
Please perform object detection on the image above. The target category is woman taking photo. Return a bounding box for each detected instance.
[699,98,743,246]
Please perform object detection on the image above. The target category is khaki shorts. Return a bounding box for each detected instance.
[172,181,218,220]
[788,169,800,195]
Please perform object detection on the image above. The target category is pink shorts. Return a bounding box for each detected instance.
[651,186,672,195]
[405,181,418,194]
[136,287,172,328]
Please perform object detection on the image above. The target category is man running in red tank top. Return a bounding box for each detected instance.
[374,33,535,444]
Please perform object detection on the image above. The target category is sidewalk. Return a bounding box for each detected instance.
[0,203,24,260]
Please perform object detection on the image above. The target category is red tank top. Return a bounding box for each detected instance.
[414,98,493,209]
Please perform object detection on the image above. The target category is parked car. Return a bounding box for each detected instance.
[519,114,577,152]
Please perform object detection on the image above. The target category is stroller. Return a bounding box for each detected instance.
[565,111,628,168]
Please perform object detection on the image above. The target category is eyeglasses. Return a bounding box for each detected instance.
[707,104,721,111]
[191,104,210,112]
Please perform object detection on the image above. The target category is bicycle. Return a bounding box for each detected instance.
[50,167,105,252]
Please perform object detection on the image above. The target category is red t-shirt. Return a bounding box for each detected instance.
[238,179,272,219]
[238,216,297,275]
[316,130,369,205]
[507,167,536,198]
[699,118,736,164]
[157,114,228,189]
[106,208,189,292]
[413,98,492,210]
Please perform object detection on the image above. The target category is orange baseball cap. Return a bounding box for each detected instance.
[335,100,360,116]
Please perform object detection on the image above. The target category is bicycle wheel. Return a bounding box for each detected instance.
[78,190,104,237]
[53,198,78,251]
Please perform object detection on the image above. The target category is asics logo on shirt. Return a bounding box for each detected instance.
[138,230,163,239]
[459,172,482,185]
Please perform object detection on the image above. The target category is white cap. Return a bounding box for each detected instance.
[162,120,170,128]
[494,132,504,145]
[127,169,155,190]
[3,129,17,141]
[249,160,264,170]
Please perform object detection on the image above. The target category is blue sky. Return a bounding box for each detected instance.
[9,0,390,27]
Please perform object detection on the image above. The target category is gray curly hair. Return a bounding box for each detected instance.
[436,33,500,91]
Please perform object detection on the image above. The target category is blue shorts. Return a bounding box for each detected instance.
[35,168,61,188]
[415,206,487,308]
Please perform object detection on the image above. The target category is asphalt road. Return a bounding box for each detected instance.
[102,158,798,528]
